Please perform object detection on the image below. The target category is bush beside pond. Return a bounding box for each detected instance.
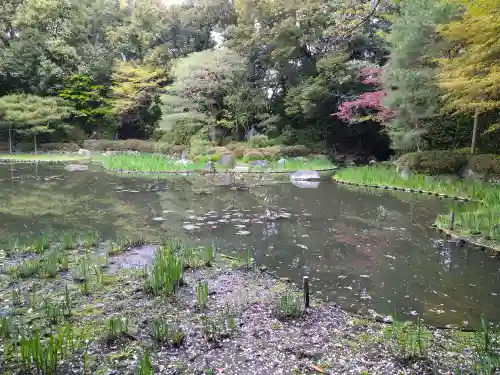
[397,151,500,177]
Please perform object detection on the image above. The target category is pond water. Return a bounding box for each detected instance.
[1,162,500,327]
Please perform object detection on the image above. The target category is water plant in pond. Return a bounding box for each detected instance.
[42,249,60,278]
[137,349,153,375]
[195,281,209,311]
[58,251,69,271]
[19,330,61,375]
[4,236,21,256]
[99,153,206,172]
[83,230,100,249]
[64,283,72,317]
[32,232,50,253]
[384,315,431,360]
[0,315,14,339]
[145,245,183,296]
[108,234,146,255]
[151,318,185,347]
[61,232,78,250]
[30,283,39,308]
[106,316,129,340]
[335,166,500,201]
[275,289,304,320]
[12,288,22,306]
[43,299,64,324]
[202,243,215,266]
[18,258,41,278]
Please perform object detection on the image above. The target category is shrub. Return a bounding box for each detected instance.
[242,147,281,162]
[278,145,311,157]
[226,142,249,158]
[247,135,269,148]
[39,142,80,152]
[82,139,185,155]
[397,151,500,176]
[468,154,500,176]
[242,150,264,162]
[397,151,468,175]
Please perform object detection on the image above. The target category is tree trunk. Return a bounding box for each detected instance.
[34,134,37,155]
[471,108,479,155]
[8,125,12,155]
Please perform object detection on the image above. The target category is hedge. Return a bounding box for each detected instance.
[82,139,186,155]
[397,151,500,176]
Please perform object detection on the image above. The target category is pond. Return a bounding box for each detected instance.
[1,162,499,327]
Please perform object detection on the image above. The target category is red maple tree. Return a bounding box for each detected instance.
[333,67,394,123]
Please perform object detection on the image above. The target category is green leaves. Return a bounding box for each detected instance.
[0,94,74,135]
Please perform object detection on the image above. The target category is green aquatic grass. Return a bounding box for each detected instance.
[337,166,500,245]
[98,153,206,172]
[335,166,500,201]
[98,153,335,173]
[0,153,90,162]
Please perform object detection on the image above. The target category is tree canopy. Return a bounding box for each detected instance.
[0,0,498,157]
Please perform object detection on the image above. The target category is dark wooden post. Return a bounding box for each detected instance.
[303,276,310,308]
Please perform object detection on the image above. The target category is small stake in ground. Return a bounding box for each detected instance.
[449,211,455,230]
[303,276,310,308]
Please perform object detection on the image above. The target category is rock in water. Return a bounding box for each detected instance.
[64,164,89,171]
[78,149,91,156]
[291,180,320,188]
[250,160,269,169]
[219,153,236,169]
[290,170,320,181]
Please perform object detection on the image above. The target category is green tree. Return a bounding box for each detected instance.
[160,48,246,143]
[382,0,456,151]
[0,94,74,150]
[108,61,167,139]
[437,0,500,154]
[59,74,112,136]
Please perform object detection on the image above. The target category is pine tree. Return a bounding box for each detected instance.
[382,0,456,151]
[0,94,73,151]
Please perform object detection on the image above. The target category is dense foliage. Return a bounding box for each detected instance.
[0,0,498,158]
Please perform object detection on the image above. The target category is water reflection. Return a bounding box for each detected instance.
[1,164,500,327]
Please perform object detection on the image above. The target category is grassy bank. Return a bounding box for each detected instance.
[0,153,91,162]
[0,232,495,374]
[334,166,500,249]
[96,153,335,173]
